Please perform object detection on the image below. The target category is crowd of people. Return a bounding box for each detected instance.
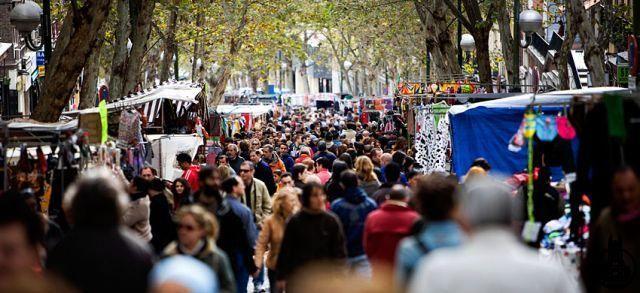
[0,106,639,293]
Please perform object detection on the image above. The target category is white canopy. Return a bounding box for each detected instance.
[64,82,202,115]
[448,87,629,115]
[216,104,272,116]
[0,118,78,132]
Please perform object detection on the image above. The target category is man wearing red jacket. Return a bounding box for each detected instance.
[363,185,419,278]
[177,153,200,191]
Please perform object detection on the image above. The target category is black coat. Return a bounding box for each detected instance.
[149,193,177,254]
[47,227,154,293]
[276,210,347,280]
[255,160,277,195]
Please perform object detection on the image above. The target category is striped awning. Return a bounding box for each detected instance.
[141,100,194,124]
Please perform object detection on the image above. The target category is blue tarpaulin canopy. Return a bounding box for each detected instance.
[447,87,628,178]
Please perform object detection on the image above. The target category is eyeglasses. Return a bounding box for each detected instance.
[239,169,251,173]
[178,223,197,231]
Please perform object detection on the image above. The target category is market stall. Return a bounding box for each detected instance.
[64,81,205,137]
[446,87,628,177]
[212,104,273,139]
[148,134,203,181]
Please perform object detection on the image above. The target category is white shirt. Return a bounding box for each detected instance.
[408,228,582,293]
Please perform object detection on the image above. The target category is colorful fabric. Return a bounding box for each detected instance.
[556,116,576,140]
[535,115,558,142]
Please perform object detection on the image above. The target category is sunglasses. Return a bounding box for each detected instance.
[239,169,251,173]
[177,223,197,231]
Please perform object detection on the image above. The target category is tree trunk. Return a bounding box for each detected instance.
[497,0,515,86]
[159,1,178,82]
[108,0,130,101]
[192,13,204,82]
[568,0,605,86]
[414,0,460,79]
[145,46,160,87]
[79,26,107,110]
[556,11,576,90]
[300,65,311,94]
[261,72,269,93]
[32,1,113,122]
[123,0,155,96]
[474,29,493,92]
[208,66,231,107]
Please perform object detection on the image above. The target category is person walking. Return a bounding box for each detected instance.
[315,157,332,185]
[262,145,287,180]
[238,162,272,226]
[330,170,377,277]
[276,183,347,291]
[171,177,193,211]
[227,144,246,174]
[355,156,381,197]
[47,168,154,292]
[249,150,277,195]
[363,185,419,278]
[407,176,579,293]
[583,167,640,293]
[325,160,349,203]
[254,187,301,293]
[123,176,152,242]
[395,173,463,286]
[162,205,236,293]
[177,153,201,191]
[220,176,259,293]
[277,144,295,173]
[148,178,177,254]
[291,164,308,190]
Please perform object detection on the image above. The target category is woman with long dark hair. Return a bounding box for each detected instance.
[171,177,192,211]
[325,160,349,203]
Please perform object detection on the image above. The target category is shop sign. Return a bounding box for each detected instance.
[36,51,45,66]
[38,65,45,77]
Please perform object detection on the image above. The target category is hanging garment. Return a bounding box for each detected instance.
[556,116,576,140]
[407,108,416,135]
[536,115,558,142]
[118,110,143,146]
[429,114,451,173]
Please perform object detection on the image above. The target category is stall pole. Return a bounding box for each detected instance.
[3,126,8,191]
[159,138,163,179]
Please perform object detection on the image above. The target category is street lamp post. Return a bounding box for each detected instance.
[9,0,52,65]
[518,9,543,48]
[343,60,352,94]
[518,9,542,93]
[460,33,475,63]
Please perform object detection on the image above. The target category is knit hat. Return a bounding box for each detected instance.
[556,116,576,140]
[535,115,557,142]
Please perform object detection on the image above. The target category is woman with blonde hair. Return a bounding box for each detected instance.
[163,205,236,293]
[255,187,301,293]
[355,156,381,197]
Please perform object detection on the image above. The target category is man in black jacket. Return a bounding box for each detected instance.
[249,149,277,195]
[148,178,177,254]
[47,168,154,293]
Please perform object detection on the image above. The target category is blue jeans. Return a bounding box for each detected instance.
[347,255,372,278]
[234,252,250,293]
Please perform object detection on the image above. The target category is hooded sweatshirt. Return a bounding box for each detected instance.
[330,187,378,257]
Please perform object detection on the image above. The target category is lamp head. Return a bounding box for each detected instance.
[9,0,42,35]
[519,10,543,33]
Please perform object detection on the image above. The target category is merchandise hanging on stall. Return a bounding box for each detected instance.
[414,103,451,173]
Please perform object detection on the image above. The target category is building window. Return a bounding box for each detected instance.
[318,78,332,93]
